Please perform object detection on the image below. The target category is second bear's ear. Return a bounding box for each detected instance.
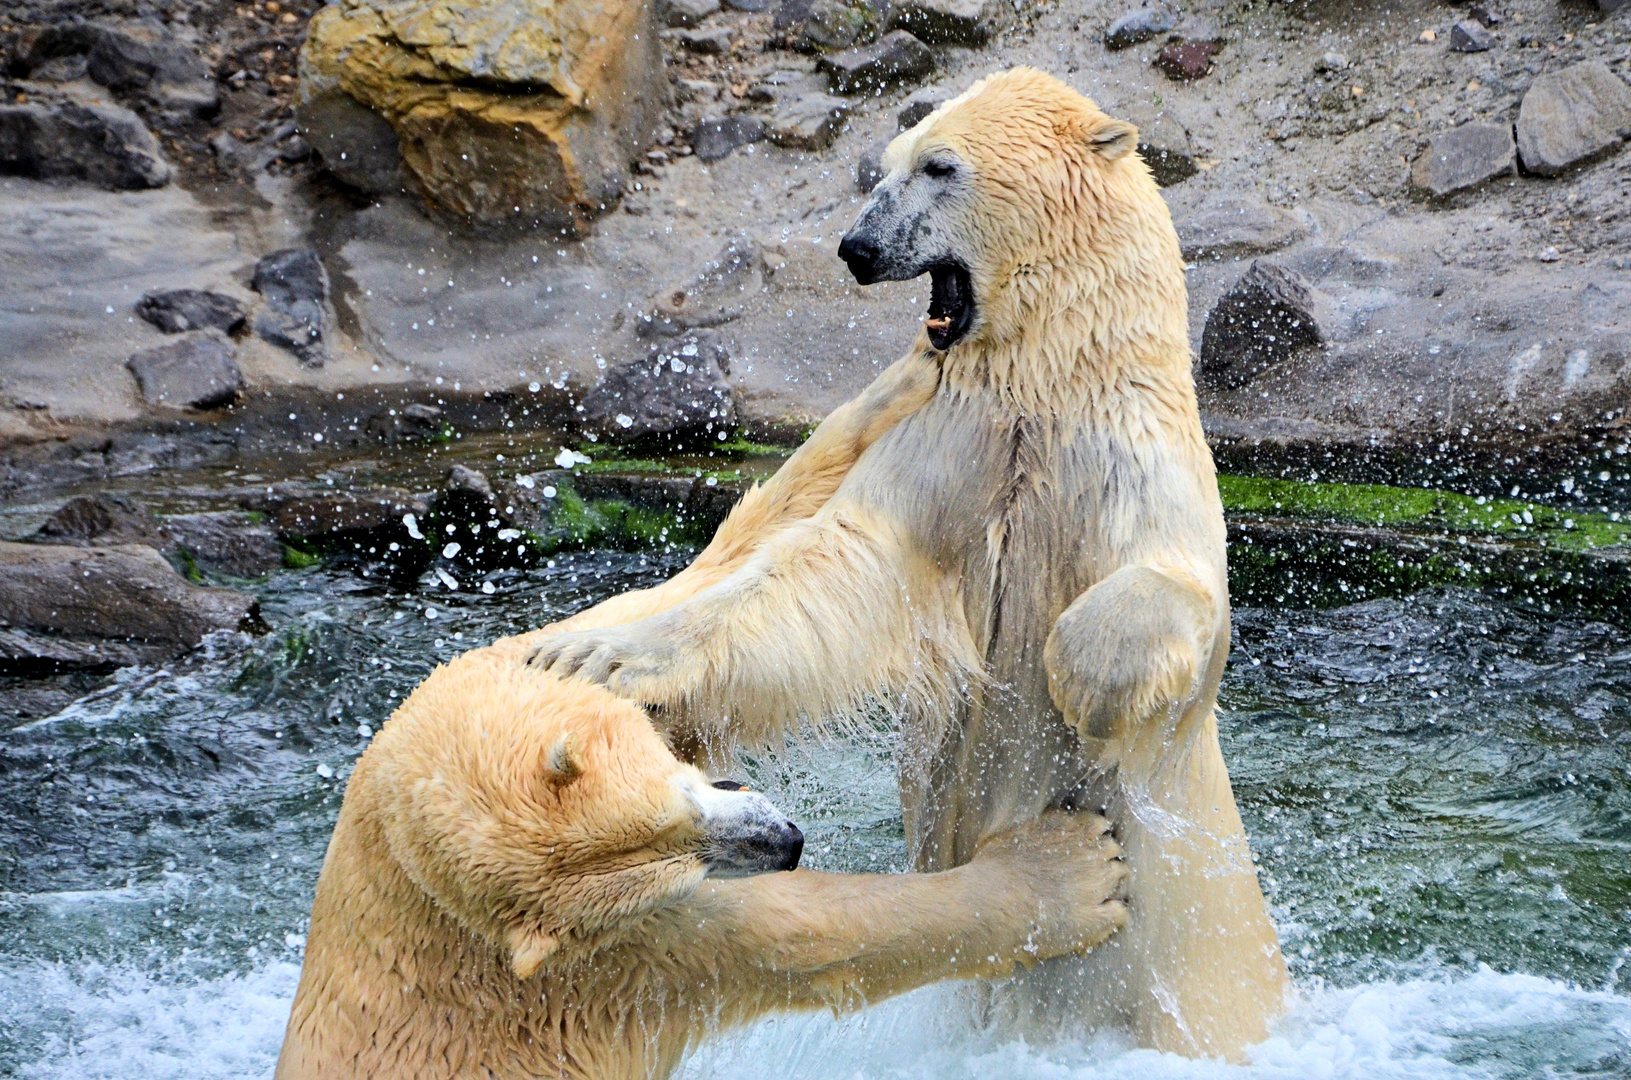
[507,926,560,978]
[544,733,582,785]
[1087,120,1139,162]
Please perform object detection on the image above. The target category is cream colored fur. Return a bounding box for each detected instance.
[275,352,1129,1080]
[531,68,1290,1060]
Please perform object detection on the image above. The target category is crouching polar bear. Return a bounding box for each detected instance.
[532,68,1289,1059]
[275,355,1129,1080]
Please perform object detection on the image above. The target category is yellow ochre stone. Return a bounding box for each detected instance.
[298,0,666,234]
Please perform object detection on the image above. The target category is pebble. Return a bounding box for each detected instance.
[1450,20,1495,52]
[1155,39,1221,81]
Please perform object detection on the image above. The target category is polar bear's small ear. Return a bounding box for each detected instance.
[544,733,582,785]
[1087,120,1139,162]
[507,926,560,979]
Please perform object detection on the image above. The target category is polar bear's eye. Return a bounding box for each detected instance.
[921,159,957,179]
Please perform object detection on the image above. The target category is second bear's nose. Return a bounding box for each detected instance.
[838,232,882,285]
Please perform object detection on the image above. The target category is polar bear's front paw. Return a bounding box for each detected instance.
[527,625,686,700]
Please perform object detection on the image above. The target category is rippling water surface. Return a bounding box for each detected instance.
[1,553,1628,1079]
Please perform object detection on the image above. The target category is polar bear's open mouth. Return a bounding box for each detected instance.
[924,261,974,351]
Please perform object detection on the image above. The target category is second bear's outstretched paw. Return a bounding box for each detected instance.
[527,624,691,702]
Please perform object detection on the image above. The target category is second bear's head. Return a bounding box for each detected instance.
[838,66,1185,358]
[358,646,803,976]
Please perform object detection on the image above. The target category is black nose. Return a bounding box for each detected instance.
[837,233,881,285]
[779,821,804,871]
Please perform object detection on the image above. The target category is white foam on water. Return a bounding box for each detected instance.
[0,960,299,1080]
[3,961,1627,1079]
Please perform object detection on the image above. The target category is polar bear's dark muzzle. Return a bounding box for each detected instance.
[697,781,804,876]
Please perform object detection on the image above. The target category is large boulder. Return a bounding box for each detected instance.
[297,0,669,234]
[0,96,171,190]
[0,542,256,668]
[1515,61,1631,177]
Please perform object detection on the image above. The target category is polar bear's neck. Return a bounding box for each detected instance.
[941,205,1196,426]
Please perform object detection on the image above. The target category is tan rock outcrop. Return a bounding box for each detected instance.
[298,0,667,234]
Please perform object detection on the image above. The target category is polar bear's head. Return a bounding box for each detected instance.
[363,649,802,976]
[839,67,1178,354]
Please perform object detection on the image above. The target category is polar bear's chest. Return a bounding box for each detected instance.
[847,392,1127,603]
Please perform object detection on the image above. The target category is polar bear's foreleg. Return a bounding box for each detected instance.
[529,503,976,748]
[1043,565,1288,1060]
[692,812,1127,1016]
[524,350,941,641]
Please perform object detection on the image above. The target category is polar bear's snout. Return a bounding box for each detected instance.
[685,777,804,876]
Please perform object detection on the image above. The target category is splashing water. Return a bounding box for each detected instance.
[1,558,1627,1079]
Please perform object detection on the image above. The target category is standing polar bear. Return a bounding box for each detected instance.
[276,354,1130,1080]
[533,67,1288,1059]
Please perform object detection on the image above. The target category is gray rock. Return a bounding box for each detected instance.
[1597,0,1628,12]
[126,331,242,409]
[1515,61,1631,177]
[86,24,162,90]
[857,138,890,192]
[1410,122,1516,197]
[1449,20,1495,52]
[725,0,773,10]
[163,512,284,577]
[434,465,506,529]
[819,31,934,95]
[1118,104,1194,186]
[1313,51,1348,73]
[888,0,1011,46]
[581,331,736,445]
[251,248,329,365]
[638,235,772,337]
[363,402,446,443]
[0,541,256,658]
[18,21,220,122]
[0,99,171,190]
[691,115,768,161]
[263,487,428,542]
[897,86,949,129]
[1103,6,1173,50]
[767,93,852,150]
[774,0,819,30]
[135,289,247,335]
[35,494,165,548]
[296,86,407,194]
[799,0,879,51]
[1175,203,1305,261]
[1198,261,1330,389]
[676,26,734,53]
[664,0,722,27]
